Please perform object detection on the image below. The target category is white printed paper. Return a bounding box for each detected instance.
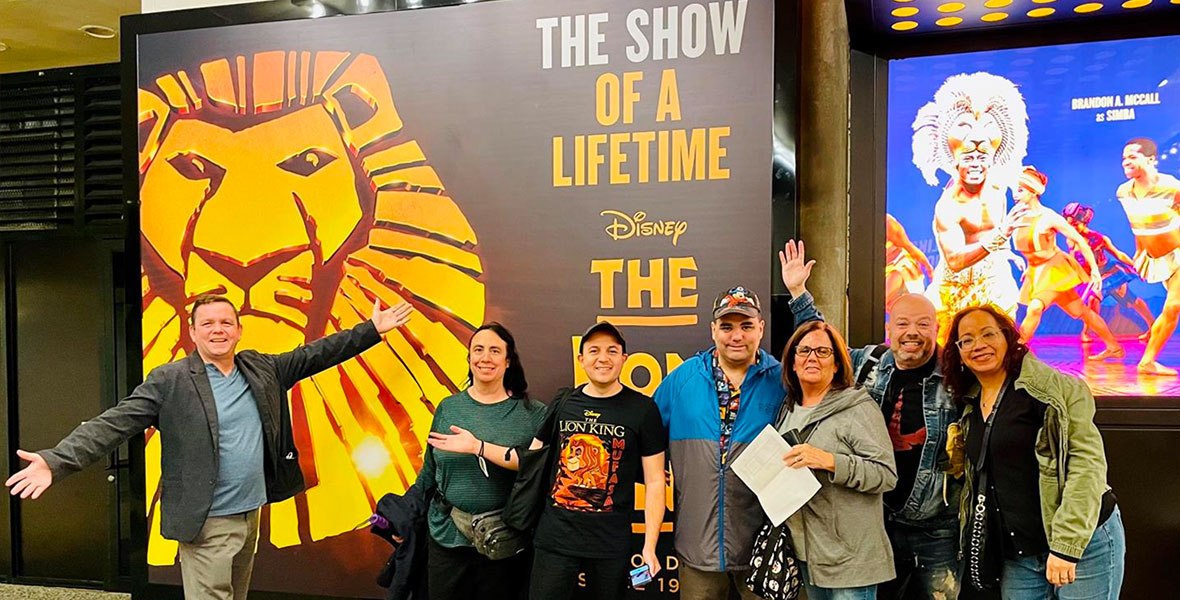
[730,424,821,526]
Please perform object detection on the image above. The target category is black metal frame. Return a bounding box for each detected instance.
[845,9,1180,410]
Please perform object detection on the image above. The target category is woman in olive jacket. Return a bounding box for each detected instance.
[777,321,898,599]
[943,305,1125,599]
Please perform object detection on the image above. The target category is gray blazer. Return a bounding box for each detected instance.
[38,320,382,543]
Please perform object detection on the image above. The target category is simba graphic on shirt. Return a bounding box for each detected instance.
[550,410,626,512]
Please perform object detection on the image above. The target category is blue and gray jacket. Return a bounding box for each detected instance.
[653,348,784,571]
[791,291,961,528]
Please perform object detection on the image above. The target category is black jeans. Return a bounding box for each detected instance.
[528,546,630,600]
[878,520,961,600]
[427,536,531,600]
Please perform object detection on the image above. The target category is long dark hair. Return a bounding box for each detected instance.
[940,305,1029,405]
[466,322,530,405]
[780,321,855,412]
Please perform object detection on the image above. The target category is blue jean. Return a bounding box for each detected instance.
[999,507,1126,600]
[800,562,878,600]
[878,521,961,599]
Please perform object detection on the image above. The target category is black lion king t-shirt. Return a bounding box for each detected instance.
[533,385,667,558]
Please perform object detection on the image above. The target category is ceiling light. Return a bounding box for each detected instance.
[79,25,117,39]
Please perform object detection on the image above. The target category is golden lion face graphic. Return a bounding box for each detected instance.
[138,51,483,564]
[551,434,612,511]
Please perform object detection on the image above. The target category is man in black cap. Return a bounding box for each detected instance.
[526,321,669,599]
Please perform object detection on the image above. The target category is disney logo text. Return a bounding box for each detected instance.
[601,210,688,246]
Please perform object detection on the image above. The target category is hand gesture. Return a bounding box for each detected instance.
[779,239,815,298]
[782,443,836,472]
[1001,203,1032,237]
[5,450,53,499]
[370,298,414,334]
[427,425,480,455]
[1045,553,1077,587]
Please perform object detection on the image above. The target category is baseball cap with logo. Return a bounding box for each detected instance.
[712,286,762,320]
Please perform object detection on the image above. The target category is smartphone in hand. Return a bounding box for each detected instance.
[629,565,653,589]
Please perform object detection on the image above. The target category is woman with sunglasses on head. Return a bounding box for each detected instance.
[413,323,548,600]
[777,321,897,600]
[942,305,1125,599]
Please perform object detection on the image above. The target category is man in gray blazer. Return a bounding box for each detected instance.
[5,294,413,600]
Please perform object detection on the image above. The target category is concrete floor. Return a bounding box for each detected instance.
[0,584,128,600]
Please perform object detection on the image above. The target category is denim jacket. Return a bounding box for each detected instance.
[790,292,962,527]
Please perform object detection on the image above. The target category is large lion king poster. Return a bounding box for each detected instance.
[132,0,775,596]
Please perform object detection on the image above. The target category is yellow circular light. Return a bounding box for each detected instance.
[1032,0,1057,4]
[892,20,920,31]
[1122,0,1153,7]
[984,0,1013,7]
[892,7,920,16]
[981,12,1010,21]
[893,0,915,3]
[936,16,964,26]
[1075,2,1104,11]
[1028,7,1056,16]
[938,2,966,12]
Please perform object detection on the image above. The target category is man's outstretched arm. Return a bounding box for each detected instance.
[273,299,413,388]
[7,371,166,499]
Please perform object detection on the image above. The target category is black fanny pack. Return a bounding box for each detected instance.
[450,507,528,561]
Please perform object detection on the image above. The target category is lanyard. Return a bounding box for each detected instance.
[973,379,1010,478]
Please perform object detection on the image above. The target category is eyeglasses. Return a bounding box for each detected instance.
[796,345,834,359]
[955,329,1003,351]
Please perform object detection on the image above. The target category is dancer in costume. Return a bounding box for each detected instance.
[885,213,934,313]
[1063,202,1155,342]
[912,72,1029,342]
[1012,167,1123,359]
[1115,138,1180,374]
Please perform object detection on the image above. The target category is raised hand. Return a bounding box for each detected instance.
[779,239,816,297]
[5,450,53,500]
[1001,203,1033,237]
[370,298,414,334]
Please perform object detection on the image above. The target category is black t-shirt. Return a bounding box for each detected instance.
[882,356,935,513]
[966,384,1049,560]
[533,385,668,558]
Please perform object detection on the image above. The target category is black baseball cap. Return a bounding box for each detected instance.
[580,321,627,354]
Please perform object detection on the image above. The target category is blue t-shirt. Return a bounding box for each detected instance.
[205,362,267,517]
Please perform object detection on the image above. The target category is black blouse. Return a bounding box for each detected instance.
[966,383,1049,560]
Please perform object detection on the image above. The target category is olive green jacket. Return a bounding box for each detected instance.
[953,355,1110,560]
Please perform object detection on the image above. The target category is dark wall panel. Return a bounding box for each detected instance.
[14,238,109,581]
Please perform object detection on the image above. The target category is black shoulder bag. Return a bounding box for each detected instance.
[966,383,1008,591]
[502,387,573,531]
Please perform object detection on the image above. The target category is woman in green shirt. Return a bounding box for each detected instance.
[414,323,547,599]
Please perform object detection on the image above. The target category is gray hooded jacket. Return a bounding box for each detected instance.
[778,386,897,589]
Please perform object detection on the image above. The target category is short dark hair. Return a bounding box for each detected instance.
[940,304,1029,404]
[1125,137,1158,158]
[190,295,239,325]
[780,321,855,412]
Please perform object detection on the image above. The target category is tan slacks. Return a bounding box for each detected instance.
[678,559,762,600]
[178,508,261,600]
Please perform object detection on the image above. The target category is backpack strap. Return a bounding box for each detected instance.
[856,344,890,387]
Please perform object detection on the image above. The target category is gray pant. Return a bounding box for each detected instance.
[678,560,761,600]
[178,509,260,600]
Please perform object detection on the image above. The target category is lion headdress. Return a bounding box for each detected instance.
[911,72,1029,191]
[138,50,483,564]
